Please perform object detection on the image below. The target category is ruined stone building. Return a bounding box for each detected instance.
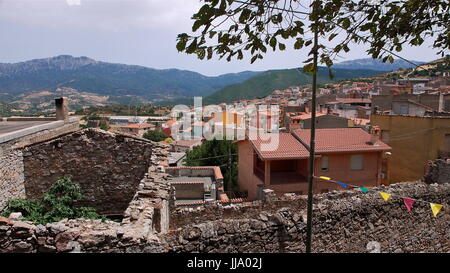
[0,99,448,253]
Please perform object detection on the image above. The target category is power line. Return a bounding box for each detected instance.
[185,153,238,162]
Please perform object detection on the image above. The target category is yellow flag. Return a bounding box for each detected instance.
[379,192,391,201]
[430,203,443,217]
[319,176,331,180]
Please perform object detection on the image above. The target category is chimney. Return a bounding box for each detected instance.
[55,97,69,121]
[369,126,381,145]
[372,106,379,115]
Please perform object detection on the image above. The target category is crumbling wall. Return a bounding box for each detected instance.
[1,179,448,253]
[0,171,174,253]
[21,129,169,215]
[165,182,449,253]
[424,159,450,185]
[0,119,80,209]
[0,150,26,209]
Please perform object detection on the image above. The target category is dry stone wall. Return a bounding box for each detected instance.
[165,182,450,253]
[21,129,169,215]
[424,159,450,185]
[0,182,448,253]
[0,150,25,209]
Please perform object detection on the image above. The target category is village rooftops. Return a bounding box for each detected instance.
[293,128,391,153]
[249,133,310,160]
[120,123,155,129]
[248,128,391,160]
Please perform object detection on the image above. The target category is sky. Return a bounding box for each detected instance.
[0,0,442,76]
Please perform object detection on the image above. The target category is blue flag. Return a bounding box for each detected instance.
[337,182,348,188]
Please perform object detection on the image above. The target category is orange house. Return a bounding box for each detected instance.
[237,128,391,200]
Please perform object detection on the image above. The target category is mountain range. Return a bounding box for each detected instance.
[333,58,424,71]
[0,55,426,111]
[0,55,261,99]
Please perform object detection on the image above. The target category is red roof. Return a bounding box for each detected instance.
[172,138,203,148]
[293,128,391,153]
[122,123,154,129]
[250,133,310,160]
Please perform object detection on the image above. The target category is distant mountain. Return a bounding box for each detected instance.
[333,58,425,71]
[204,67,382,104]
[0,55,261,100]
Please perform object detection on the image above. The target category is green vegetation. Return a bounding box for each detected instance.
[143,130,167,142]
[0,55,259,98]
[75,105,170,116]
[204,67,382,104]
[1,178,104,224]
[184,139,239,192]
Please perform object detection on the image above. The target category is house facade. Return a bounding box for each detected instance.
[371,114,450,183]
[237,128,391,200]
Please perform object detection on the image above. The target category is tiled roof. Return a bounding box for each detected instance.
[172,138,203,147]
[332,98,371,104]
[293,128,391,153]
[290,112,326,120]
[165,166,224,180]
[250,133,310,160]
[122,123,154,129]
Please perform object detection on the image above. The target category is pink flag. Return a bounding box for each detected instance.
[403,198,415,212]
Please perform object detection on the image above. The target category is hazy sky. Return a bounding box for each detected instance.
[0,0,442,76]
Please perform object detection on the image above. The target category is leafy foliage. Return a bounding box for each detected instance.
[184,139,239,192]
[176,0,449,70]
[143,130,168,142]
[1,178,104,224]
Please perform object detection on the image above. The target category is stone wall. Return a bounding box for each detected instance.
[0,182,448,253]
[0,175,173,253]
[0,150,25,209]
[0,119,80,209]
[424,159,450,185]
[165,182,449,253]
[21,129,170,215]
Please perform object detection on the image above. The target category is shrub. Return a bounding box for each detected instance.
[0,178,105,224]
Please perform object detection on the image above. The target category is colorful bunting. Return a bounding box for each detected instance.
[430,203,443,217]
[359,187,368,193]
[403,198,415,212]
[379,192,391,201]
[315,175,445,217]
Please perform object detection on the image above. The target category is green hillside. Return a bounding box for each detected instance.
[204,67,382,104]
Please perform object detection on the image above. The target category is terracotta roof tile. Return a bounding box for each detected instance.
[250,133,310,160]
[122,123,154,129]
[293,128,391,153]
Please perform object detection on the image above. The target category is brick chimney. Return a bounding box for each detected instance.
[55,97,69,121]
[369,126,381,145]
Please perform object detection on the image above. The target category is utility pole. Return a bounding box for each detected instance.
[306,14,320,253]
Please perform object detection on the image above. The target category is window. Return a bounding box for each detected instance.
[350,155,364,170]
[321,156,329,172]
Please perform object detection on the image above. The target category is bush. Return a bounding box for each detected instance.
[0,178,105,224]
[143,130,167,142]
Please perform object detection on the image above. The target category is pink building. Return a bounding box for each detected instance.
[237,128,391,200]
